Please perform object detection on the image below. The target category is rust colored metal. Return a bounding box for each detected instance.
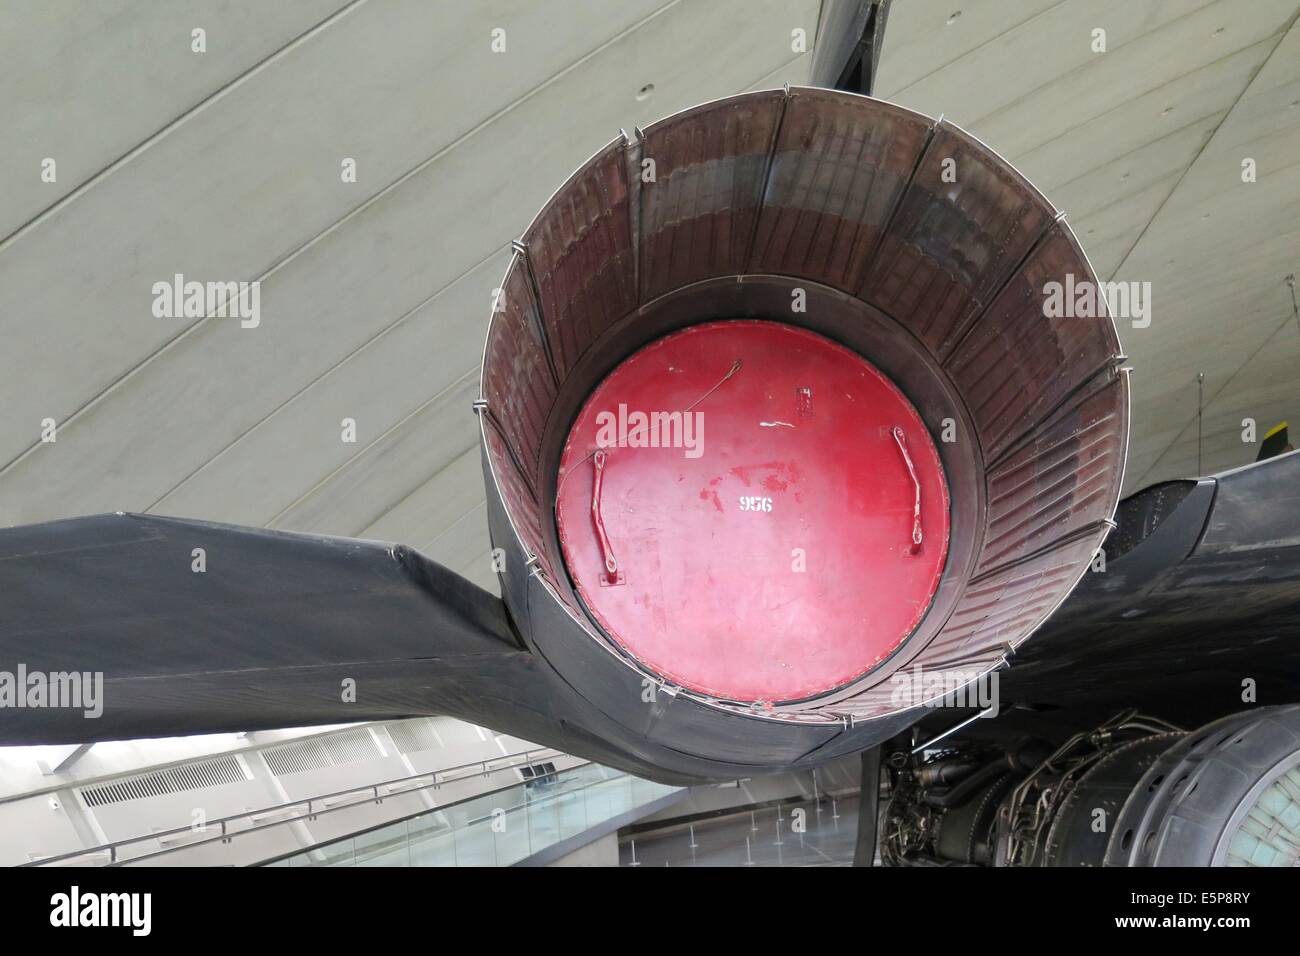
[479,87,1128,722]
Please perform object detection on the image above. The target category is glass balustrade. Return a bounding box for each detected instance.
[264,763,680,867]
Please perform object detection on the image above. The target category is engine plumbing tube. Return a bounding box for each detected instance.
[915,759,981,788]
[921,740,1051,809]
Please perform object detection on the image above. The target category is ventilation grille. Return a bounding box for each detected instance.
[519,761,558,783]
[385,720,441,755]
[79,756,247,808]
[262,730,383,777]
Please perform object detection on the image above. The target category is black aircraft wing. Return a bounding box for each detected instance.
[1002,451,1300,724]
[0,512,674,778]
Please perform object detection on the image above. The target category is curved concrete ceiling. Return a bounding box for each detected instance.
[876,0,1300,491]
[4,0,1297,600]
[0,0,822,592]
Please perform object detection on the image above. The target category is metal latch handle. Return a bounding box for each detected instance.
[591,450,624,585]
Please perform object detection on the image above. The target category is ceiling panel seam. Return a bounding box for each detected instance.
[1066,169,1211,234]
[250,47,825,539]
[1124,14,1300,483]
[1132,300,1300,485]
[12,10,819,535]
[1105,14,1296,283]
[1007,35,1279,164]
[1046,113,1226,205]
[416,500,490,555]
[140,249,506,513]
[746,52,814,90]
[0,0,367,254]
[455,550,494,579]
[262,366,481,529]
[958,0,1225,128]
[879,0,1070,98]
[359,447,483,541]
[0,0,685,481]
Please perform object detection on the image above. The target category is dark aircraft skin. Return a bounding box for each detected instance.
[1003,449,1300,727]
[0,509,914,784]
[2,451,1294,786]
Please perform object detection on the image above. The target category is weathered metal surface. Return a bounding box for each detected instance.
[748,88,931,292]
[481,88,1128,728]
[480,255,555,491]
[524,143,637,378]
[554,319,950,703]
[859,123,1056,360]
[637,92,785,302]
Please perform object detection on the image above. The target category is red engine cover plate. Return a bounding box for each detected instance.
[555,320,950,703]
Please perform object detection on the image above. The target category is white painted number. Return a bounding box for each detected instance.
[738,496,773,513]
